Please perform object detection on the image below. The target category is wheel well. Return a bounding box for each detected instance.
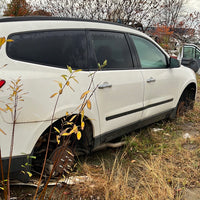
[181,83,196,102]
[169,82,196,119]
[31,114,94,171]
[36,114,94,143]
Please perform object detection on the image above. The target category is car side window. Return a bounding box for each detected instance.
[196,48,200,59]
[89,31,133,70]
[130,35,167,69]
[183,46,195,59]
[7,30,87,70]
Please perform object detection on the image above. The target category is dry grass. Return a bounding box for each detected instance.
[68,75,200,200]
[71,156,132,200]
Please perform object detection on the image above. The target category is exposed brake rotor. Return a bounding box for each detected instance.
[45,146,75,177]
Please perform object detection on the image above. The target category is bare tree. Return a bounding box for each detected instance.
[158,0,186,27]
[31,0,164,31]
[0,0,7,15]
[174,11,200,43]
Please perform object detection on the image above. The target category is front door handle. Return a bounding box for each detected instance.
[98,82,112,89]
[147,77,156,83]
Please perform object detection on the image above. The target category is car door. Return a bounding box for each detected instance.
[180,44,200,72]
[88,31,144,141]
[129,34,177,120]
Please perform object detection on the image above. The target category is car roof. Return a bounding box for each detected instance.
[0,16,133,29]
[0,16,146,36]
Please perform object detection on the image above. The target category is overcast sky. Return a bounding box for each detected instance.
[186,0,200,12]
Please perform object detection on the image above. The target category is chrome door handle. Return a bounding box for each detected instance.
[98,82,112,89]
[147,77,156,83]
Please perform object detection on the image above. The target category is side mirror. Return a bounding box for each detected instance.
[169,57,180,68]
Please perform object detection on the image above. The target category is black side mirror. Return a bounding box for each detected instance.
[169,57,180,68]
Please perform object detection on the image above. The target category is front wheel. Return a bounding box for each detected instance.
[170,88,195,119]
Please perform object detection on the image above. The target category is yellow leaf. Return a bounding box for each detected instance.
[61,132,72,136]
[59,89,63,94]
[58,82,62,89]
[6,104,12,112]
[53,127,60,133]
[61,127,70,135]
[72,76,79,83]
[27,171,32,177]
[61,75,67,80]
[74,69,82,73]
[0,108,5,112]
[67,65,73,73]
[56,135,60,145]
[81,110,84,123]
[0,128,6,135]
[69,115,77,122]
[80,90,90,99]
[103,59,107,66]
[6,39,14,42]
[50,93,58,98]
[8,97,13,101]
[16,78,21,85]
[81,121,85,130]
[87,100,91,110]
[66,112,69,116]
[0,37,6,47]
[77,131,82,140]
[66,81,70,86]
[69,124,78,135]
[17,89,22,93]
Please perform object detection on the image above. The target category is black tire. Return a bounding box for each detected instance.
[71,119,94,155]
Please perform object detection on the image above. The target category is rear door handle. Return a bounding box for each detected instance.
[147,77,156,83]
[98,82,112,89]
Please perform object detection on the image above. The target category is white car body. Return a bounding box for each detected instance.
[0,17,197,181]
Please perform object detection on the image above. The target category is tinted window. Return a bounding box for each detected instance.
[130,35,167,69]
[89,31,133,70]
[7,30,87,70]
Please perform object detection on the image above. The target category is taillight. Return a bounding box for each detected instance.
[0,80,6,88]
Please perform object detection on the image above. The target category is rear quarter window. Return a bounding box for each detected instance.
[6,30,87,70]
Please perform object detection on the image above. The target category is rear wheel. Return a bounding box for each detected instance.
[32,116,93,177]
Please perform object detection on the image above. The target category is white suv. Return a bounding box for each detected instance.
[0,17,197,181]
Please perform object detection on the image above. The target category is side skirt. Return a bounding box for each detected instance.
[94,108,175,147]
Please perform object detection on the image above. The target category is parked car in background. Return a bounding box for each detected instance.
[0,17,197,182]
[178,43,200,74]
